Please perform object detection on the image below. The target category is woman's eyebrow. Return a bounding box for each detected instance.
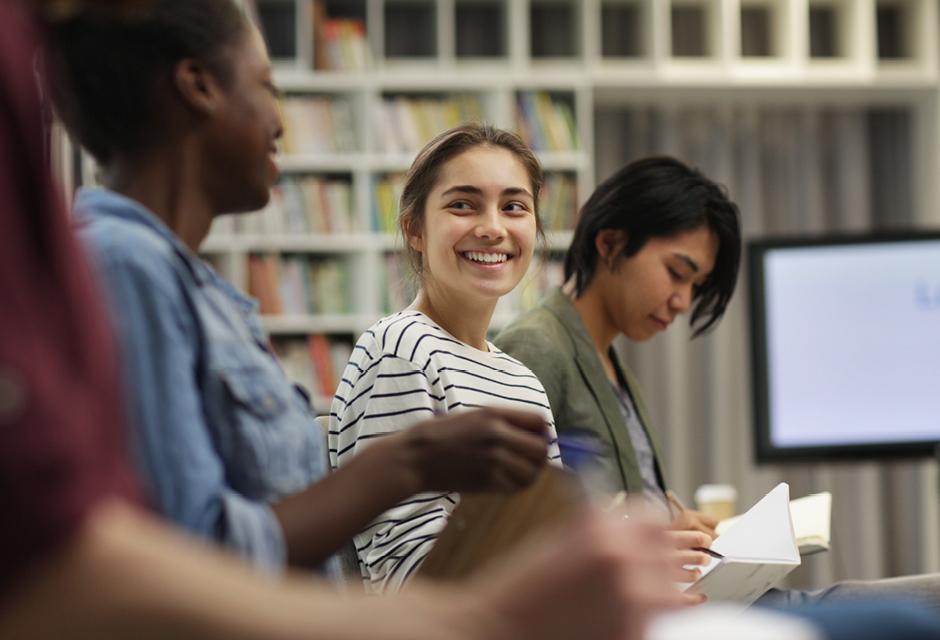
[673,253,700,273]
[440,185,482,197]
[439,185,533,199]
[501,187,534,199]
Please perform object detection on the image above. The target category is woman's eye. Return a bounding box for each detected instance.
[667,267,682,281]
[504,202,530,214]
[447,201,473,213]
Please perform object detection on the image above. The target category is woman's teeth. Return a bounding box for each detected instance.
[464,251,509,264]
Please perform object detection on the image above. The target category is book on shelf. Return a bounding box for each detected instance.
[280,95,357,155]
[716,491,832,557]
[540,173,578,231]
[317,21,368,71]
[240,176,355,236]
[312,0,368,72]
[274,335,353,402]
[247,254,352,316]
[307,334,336,397]
[247,254,283,315]
[377,95,485,153]
[683,483,801,606]
[516,92,578,152]
[372,173,406,233]
[307,258,352,314]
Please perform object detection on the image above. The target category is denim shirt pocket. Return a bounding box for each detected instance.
[216,363,311,498]
[221,366,289,419]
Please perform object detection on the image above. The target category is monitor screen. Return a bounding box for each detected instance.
[748,233,940,462]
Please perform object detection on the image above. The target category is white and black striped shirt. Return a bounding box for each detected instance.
[328,311,561,593]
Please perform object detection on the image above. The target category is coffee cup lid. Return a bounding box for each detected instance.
[694,484,738,503]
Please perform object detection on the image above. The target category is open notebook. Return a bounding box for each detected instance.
[716,491,832,556]
[683,483,801,606]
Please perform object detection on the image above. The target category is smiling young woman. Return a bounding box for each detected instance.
[329,124,562,593]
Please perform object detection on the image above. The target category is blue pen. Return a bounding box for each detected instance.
[556,432,602,472]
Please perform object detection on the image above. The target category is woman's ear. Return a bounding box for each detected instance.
[403,218,424,253]
[172,58,223,117]
[595,229,626,269]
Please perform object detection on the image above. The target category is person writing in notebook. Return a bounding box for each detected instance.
[495,156,940,610]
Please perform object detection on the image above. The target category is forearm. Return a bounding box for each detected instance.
[271,435,420,568]
[0,498,487,640]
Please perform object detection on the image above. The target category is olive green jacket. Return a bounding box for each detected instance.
[494,288,667,495]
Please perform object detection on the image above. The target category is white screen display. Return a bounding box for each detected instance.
[761,241,940,449]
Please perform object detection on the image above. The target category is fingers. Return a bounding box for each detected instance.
[693,509,720,529]
[670,565,702,584]
[670,511,718,539]
[408,409,549,493]
[664,530,712,551]
[677,592,707,607]
[486,446,544,491]
[472,406,549,436]
[687,509,719,538]
[487,418,549,463]
[677,509,718,539]
[671,549,711,567]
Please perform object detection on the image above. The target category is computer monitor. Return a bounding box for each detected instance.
[748,232,940,462]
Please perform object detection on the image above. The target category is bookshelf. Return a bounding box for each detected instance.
[68,0,931,412]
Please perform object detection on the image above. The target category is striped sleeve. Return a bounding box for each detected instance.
[329,332,452,593]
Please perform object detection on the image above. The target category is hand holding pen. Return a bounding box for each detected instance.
[666,489,719,540]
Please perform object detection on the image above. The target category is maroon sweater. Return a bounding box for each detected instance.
[0,1,138,597]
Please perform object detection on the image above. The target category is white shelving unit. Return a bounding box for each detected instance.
[193,0,940,411]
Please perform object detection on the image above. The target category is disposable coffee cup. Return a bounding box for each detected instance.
[694,484,738,521]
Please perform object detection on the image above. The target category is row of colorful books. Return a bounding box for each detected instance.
[238,176,356,235]
[273,335,353,400]
[313,0,369,72]
[377,95,485,153]
[279,92,579,156]
[280,95,357,155]
[247,254,352,316]
[516,92,579,152]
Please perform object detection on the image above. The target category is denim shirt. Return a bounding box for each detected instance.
[74,188,335,576]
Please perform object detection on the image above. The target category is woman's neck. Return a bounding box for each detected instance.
[409,284,496,351]
[565,281,620,370]
[104,148,215,253]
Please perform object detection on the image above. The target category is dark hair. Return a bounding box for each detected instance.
[564,156,741,337]
[399,123,544,277]
[43,0,247,165]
